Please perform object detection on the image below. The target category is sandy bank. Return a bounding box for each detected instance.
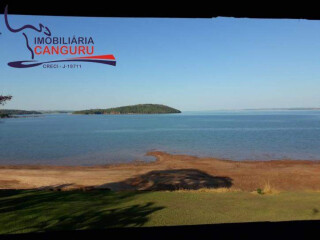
[1,151,320,191]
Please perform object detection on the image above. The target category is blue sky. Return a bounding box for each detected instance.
[1,14,320,111]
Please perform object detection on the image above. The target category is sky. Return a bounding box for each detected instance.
[1,14,320,111]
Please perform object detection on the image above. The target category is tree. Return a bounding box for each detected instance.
[0,96,12,105]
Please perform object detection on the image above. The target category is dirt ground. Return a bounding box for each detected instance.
[1,151,320,191]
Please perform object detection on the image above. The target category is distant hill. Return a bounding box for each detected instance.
[39,110,73,114]
[73,104,181,115]
[0,110,42,115]
[0,109,42,118]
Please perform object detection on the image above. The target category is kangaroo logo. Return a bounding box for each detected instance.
[4,5,52,60]
[3,5,116,69]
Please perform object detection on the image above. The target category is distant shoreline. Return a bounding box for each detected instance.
[244,108,320,111]
[2,108,320,115]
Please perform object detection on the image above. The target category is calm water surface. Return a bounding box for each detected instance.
[1,111,320,165]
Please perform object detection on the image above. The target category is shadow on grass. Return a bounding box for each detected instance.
[0,190,164,234]
[0,169,233,234]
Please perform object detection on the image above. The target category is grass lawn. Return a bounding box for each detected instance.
[1,190,320,234]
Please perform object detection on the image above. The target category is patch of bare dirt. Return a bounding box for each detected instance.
[1,151,320,191]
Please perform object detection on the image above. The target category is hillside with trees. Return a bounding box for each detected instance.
[73,104,181,115]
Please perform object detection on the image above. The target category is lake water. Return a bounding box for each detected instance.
[1,111,320,165]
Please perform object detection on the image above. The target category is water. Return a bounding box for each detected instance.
[1,111,320,165]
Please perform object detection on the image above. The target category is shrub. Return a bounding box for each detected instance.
[257,188,263,195]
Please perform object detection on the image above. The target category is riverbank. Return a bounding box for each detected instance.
[1,151,320,191]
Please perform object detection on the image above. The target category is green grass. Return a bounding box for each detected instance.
[1,190,320,234]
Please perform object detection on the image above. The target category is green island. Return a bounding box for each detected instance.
[73,104,181,115]
[0,110,42,118]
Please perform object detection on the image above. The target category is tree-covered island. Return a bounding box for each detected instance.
[73,104,181,115]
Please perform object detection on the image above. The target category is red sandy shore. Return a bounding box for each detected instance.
[0,151,320,191]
